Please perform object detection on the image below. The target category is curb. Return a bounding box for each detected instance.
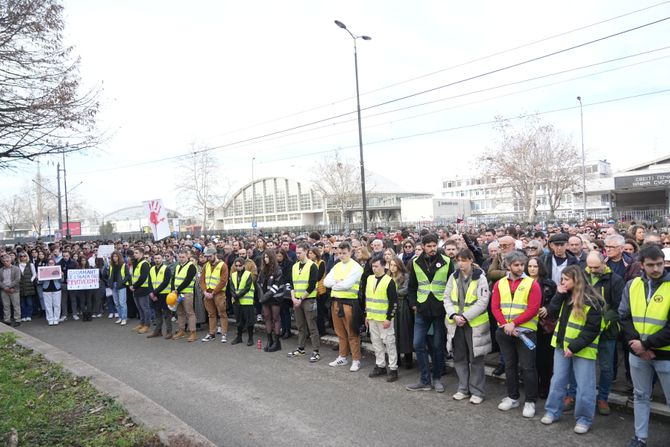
[251,321,670,418]
[0,324,216,447]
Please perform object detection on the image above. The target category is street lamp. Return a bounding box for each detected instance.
[577,96,587,220]
[251,156,256,232]
[334,19,371,233]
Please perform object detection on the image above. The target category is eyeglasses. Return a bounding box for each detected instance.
[404,245,413,249]
[663,242,670,246]
[605,245,621,250]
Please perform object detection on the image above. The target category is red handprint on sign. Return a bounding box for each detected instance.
[148,200,166,228]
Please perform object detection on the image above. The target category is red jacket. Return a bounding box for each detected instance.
[491,276,541,327]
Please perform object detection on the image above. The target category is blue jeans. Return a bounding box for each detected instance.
[106,292,117,314]
[544,349,596,427]
[20,295,34,319]
[413,313,445,385]
[629,353,670,440]
[112,287,128,320]
[566,338,616,402]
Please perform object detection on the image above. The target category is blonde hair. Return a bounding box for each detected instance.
[561,265,604,319]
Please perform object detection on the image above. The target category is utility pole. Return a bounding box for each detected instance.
[56,162,63,232]
[62,150,71,240]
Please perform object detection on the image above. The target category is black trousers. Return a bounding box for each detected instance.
[496,328,538,403]
[536,330,554,398]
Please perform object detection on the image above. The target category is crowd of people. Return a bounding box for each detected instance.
[1,221,669,446]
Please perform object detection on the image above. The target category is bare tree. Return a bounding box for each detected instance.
[484,116,581,222]
[24,164,58,235]
[312,152,363,225]
[0,194,25,238]
[175,148,229,231]
[0,0,101,169]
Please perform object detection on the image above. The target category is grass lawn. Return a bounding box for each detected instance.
[0,332,162,447]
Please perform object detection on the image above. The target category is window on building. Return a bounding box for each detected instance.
[300,193,311,210]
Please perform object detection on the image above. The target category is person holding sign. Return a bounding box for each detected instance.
[129,248,152,334]
[40,259,62,326]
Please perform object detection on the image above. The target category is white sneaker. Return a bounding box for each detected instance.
[48,321,54,326]
[54,320,59,325]
[108,313,114,319]
[114,313,119,318]
[349,360,361,372]
[59,316,67,322]
[541,414,554,425]
[329,356,348,367]
[95,314,102,318]
[114,318,122,324]
[171,316,177,322]
[216,326,222,334]
[453,392,470,401]
[498,397,520,411]
[469,395,484,404]
[26,317,32,322]
[574,423,590,434]
[72,315,80,321]
[120,320,127,326]
[522,402,535,418]
[220,334,227,343]
[20,318,25,322]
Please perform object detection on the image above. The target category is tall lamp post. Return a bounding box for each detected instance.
[251,157,256,232]
[334,19,371,233]
[577,96,587,220]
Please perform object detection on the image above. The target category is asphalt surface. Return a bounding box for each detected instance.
[17,318,670,447]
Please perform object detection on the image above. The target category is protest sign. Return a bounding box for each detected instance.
[38,265,62,281]
[146,199,170,241]
[97,245,115,259]
[67,269,100,290]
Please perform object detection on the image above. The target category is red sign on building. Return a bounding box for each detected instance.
[61,222,82,236]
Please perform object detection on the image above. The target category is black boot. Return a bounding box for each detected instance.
[264,333,273,352]
[231,328,243,345]
[246,326,254,346]
[268,334,281,352]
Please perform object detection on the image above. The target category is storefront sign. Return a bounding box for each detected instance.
[615,173,670,190]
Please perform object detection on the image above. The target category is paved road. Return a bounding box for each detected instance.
[17,319,670,447]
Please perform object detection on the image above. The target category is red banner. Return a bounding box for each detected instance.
[61,222,81,236]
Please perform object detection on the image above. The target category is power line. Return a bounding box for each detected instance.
[200,1,670,140]
[76,17,670,175]
[258,88,670,164]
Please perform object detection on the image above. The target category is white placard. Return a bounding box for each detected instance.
[146,199,170,241]
[38,266,62,281]
[67,269,100,290]
[97,245,115,259]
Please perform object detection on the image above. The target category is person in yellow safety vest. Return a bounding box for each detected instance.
[619,245,670,447]
[146,253,173,339]
[229,256,256,346]
[444,248,491,404]
[129,247,152,334]
[406,233,454,393]
[170,249,198,342]
[363,254,399,382]
[287,243,321,362]
[199,247,229,343]
[324,241,364,372]
[539,265,604,435]
[491,250,541,418]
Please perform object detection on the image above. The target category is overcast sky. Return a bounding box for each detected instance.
[5,0,670,216]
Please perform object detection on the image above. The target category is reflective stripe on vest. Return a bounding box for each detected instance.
[331,260,362,299]
[497,276,537,330]
[174,262,195,294]
[413,254,451,303]
[365,274,392,321]
[551,302,603,360]
[292,259,316,299]
[132,260,149,288]
[150,265,167,294]
[629,278,670,351]
[205,261,225,291]
[448,276,489,328]
[232,269,254,305]
[109,263,127,284]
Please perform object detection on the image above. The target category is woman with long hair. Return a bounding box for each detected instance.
[276,249,294,339]
[539,265,604,434]
[76,256,95,320]
[258,249,282,352]
[525,257,557,399]
[109,250,129,325]
[389,257,414,369]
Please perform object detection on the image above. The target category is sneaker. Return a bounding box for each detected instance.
[523,402,536,418]
[114,313,119,318]
[216,326,222,334]
[453,392,470,401]
[563,396,575,412]
[26,317,32,322]
[120,320,127,326]
[95,314,102,318]
[406,382,433,392]
[309,351,321,363]
[108,313,114,319]
[329,356,348,367]
[59,316,67,322]
[48,321,54,326]
[350,360,361,372]
[115,319,122,324]
[202,334,216,342]
[368,366,387,378]
[20,318,25,322]
[287,349,306,358]
[171,316,177,322]
[53,321,59,325]
[626,437,647,447]
[72,315,80,321]
[469,395,484,404]
[498,397,520,411]
[492,364,505,376]
[434,381,445,393]
[540,414,555,425]
[221,334,227,343]
[386,369,398,382]
[256,314,263,322]
[574,423,590,434]
[597,399,611,416]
